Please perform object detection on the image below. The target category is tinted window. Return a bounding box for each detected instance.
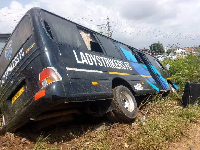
[95,34,122,58]
[0,15,32,77]
[41,11,87,51]
[146,54,164,70]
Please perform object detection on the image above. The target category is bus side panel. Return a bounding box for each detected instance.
[56,45,113,99]
[0,36,40,122]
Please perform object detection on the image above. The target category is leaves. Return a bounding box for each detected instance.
[163,54,200,90]
[149,42,165,55]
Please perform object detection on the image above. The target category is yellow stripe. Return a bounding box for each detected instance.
[166,78,172,80]
[141,75,152,77]
[108,72,130,75]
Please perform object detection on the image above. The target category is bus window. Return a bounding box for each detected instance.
[95,34,122,59]
[0,15,32,77]
[146,54,165,70]
[78,28,104,53]
[41,11,87,51]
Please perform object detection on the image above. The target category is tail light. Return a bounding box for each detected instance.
[39,67,62,89]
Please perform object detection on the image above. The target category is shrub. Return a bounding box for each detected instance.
[162,54,200,90]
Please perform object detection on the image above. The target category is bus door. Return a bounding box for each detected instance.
[136,52,170,91]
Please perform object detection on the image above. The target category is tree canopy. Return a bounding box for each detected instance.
[149,42,165,55]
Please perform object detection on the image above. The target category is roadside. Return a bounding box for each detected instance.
[1,93,200,149]
[169,121,200,150]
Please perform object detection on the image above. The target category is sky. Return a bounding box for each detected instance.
[0,0,200,49]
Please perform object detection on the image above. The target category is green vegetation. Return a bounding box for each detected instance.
[163,54,200,90]
[30,94,200,150]
[149,42,165,55]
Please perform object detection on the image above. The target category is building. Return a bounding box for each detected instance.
[139,48,150,54]
[0,34,10,54]
[182,48,194,53]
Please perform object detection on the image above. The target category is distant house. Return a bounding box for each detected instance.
[182,48,194,53]
[139,48,150,54]
[0,34,10,54]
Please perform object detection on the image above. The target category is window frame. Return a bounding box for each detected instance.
[77,26,106,54]
[0,14,33,57]
[41,11,88,51]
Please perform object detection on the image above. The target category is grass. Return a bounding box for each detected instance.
[1,92,198,150]
[31,92,199,150]
[62,93,200,150]
[127,93,200,150]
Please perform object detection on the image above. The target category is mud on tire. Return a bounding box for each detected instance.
[107,85,138,122]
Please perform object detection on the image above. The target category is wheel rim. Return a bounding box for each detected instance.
[120,91,135,112]
[1,115,5,127]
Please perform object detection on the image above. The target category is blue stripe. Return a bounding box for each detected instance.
[150,65,170,90]
[145,78,159,92]
[119,46,138,62]
[173,84,178,89]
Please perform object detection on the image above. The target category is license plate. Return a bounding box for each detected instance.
[12,86,25,104]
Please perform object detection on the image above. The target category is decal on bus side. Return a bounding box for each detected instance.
[5,40,13,60]
[73,50,132,70]
[0,43,36,86]
[1,48,24,86]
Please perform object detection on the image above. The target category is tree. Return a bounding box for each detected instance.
[166,49,172,55]
[197,46,200,53]
[149,42,164,55]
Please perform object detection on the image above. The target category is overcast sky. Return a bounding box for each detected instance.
[0,0,200,49]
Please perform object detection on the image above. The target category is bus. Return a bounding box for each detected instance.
[0,8,178,134]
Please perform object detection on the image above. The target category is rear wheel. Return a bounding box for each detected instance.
[107,85,138,122]
[1,114,5,128]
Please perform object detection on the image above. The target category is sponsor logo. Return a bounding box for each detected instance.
[5,40,12,60]
[1,48,24,86]
[134,83,143,90]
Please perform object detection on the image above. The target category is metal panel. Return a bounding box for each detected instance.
[182,82,200,106]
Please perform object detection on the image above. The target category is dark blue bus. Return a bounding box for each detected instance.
[0,8,177,133]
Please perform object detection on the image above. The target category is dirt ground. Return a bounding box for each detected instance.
[1,117,200,150]
[169,121,200,150]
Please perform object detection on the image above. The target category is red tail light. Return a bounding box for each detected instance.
[39,67,62,88]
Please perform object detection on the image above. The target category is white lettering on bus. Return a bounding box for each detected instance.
[73,50,132,71]
[1,48,24,85]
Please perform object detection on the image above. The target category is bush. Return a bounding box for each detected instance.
[162,54,200,90]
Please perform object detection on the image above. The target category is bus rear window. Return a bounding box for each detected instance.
[0,15,32,77]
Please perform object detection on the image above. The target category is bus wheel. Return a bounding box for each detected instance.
[1,114,5,127]
[107,85,138,122]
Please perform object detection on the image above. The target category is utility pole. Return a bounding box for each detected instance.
[106,16,111,37]
[97,16,112,37]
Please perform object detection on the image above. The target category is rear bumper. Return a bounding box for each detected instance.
[0,81,66,134]
[0,80,112,134]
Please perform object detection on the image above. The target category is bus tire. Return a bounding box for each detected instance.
[107,85,138,122]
